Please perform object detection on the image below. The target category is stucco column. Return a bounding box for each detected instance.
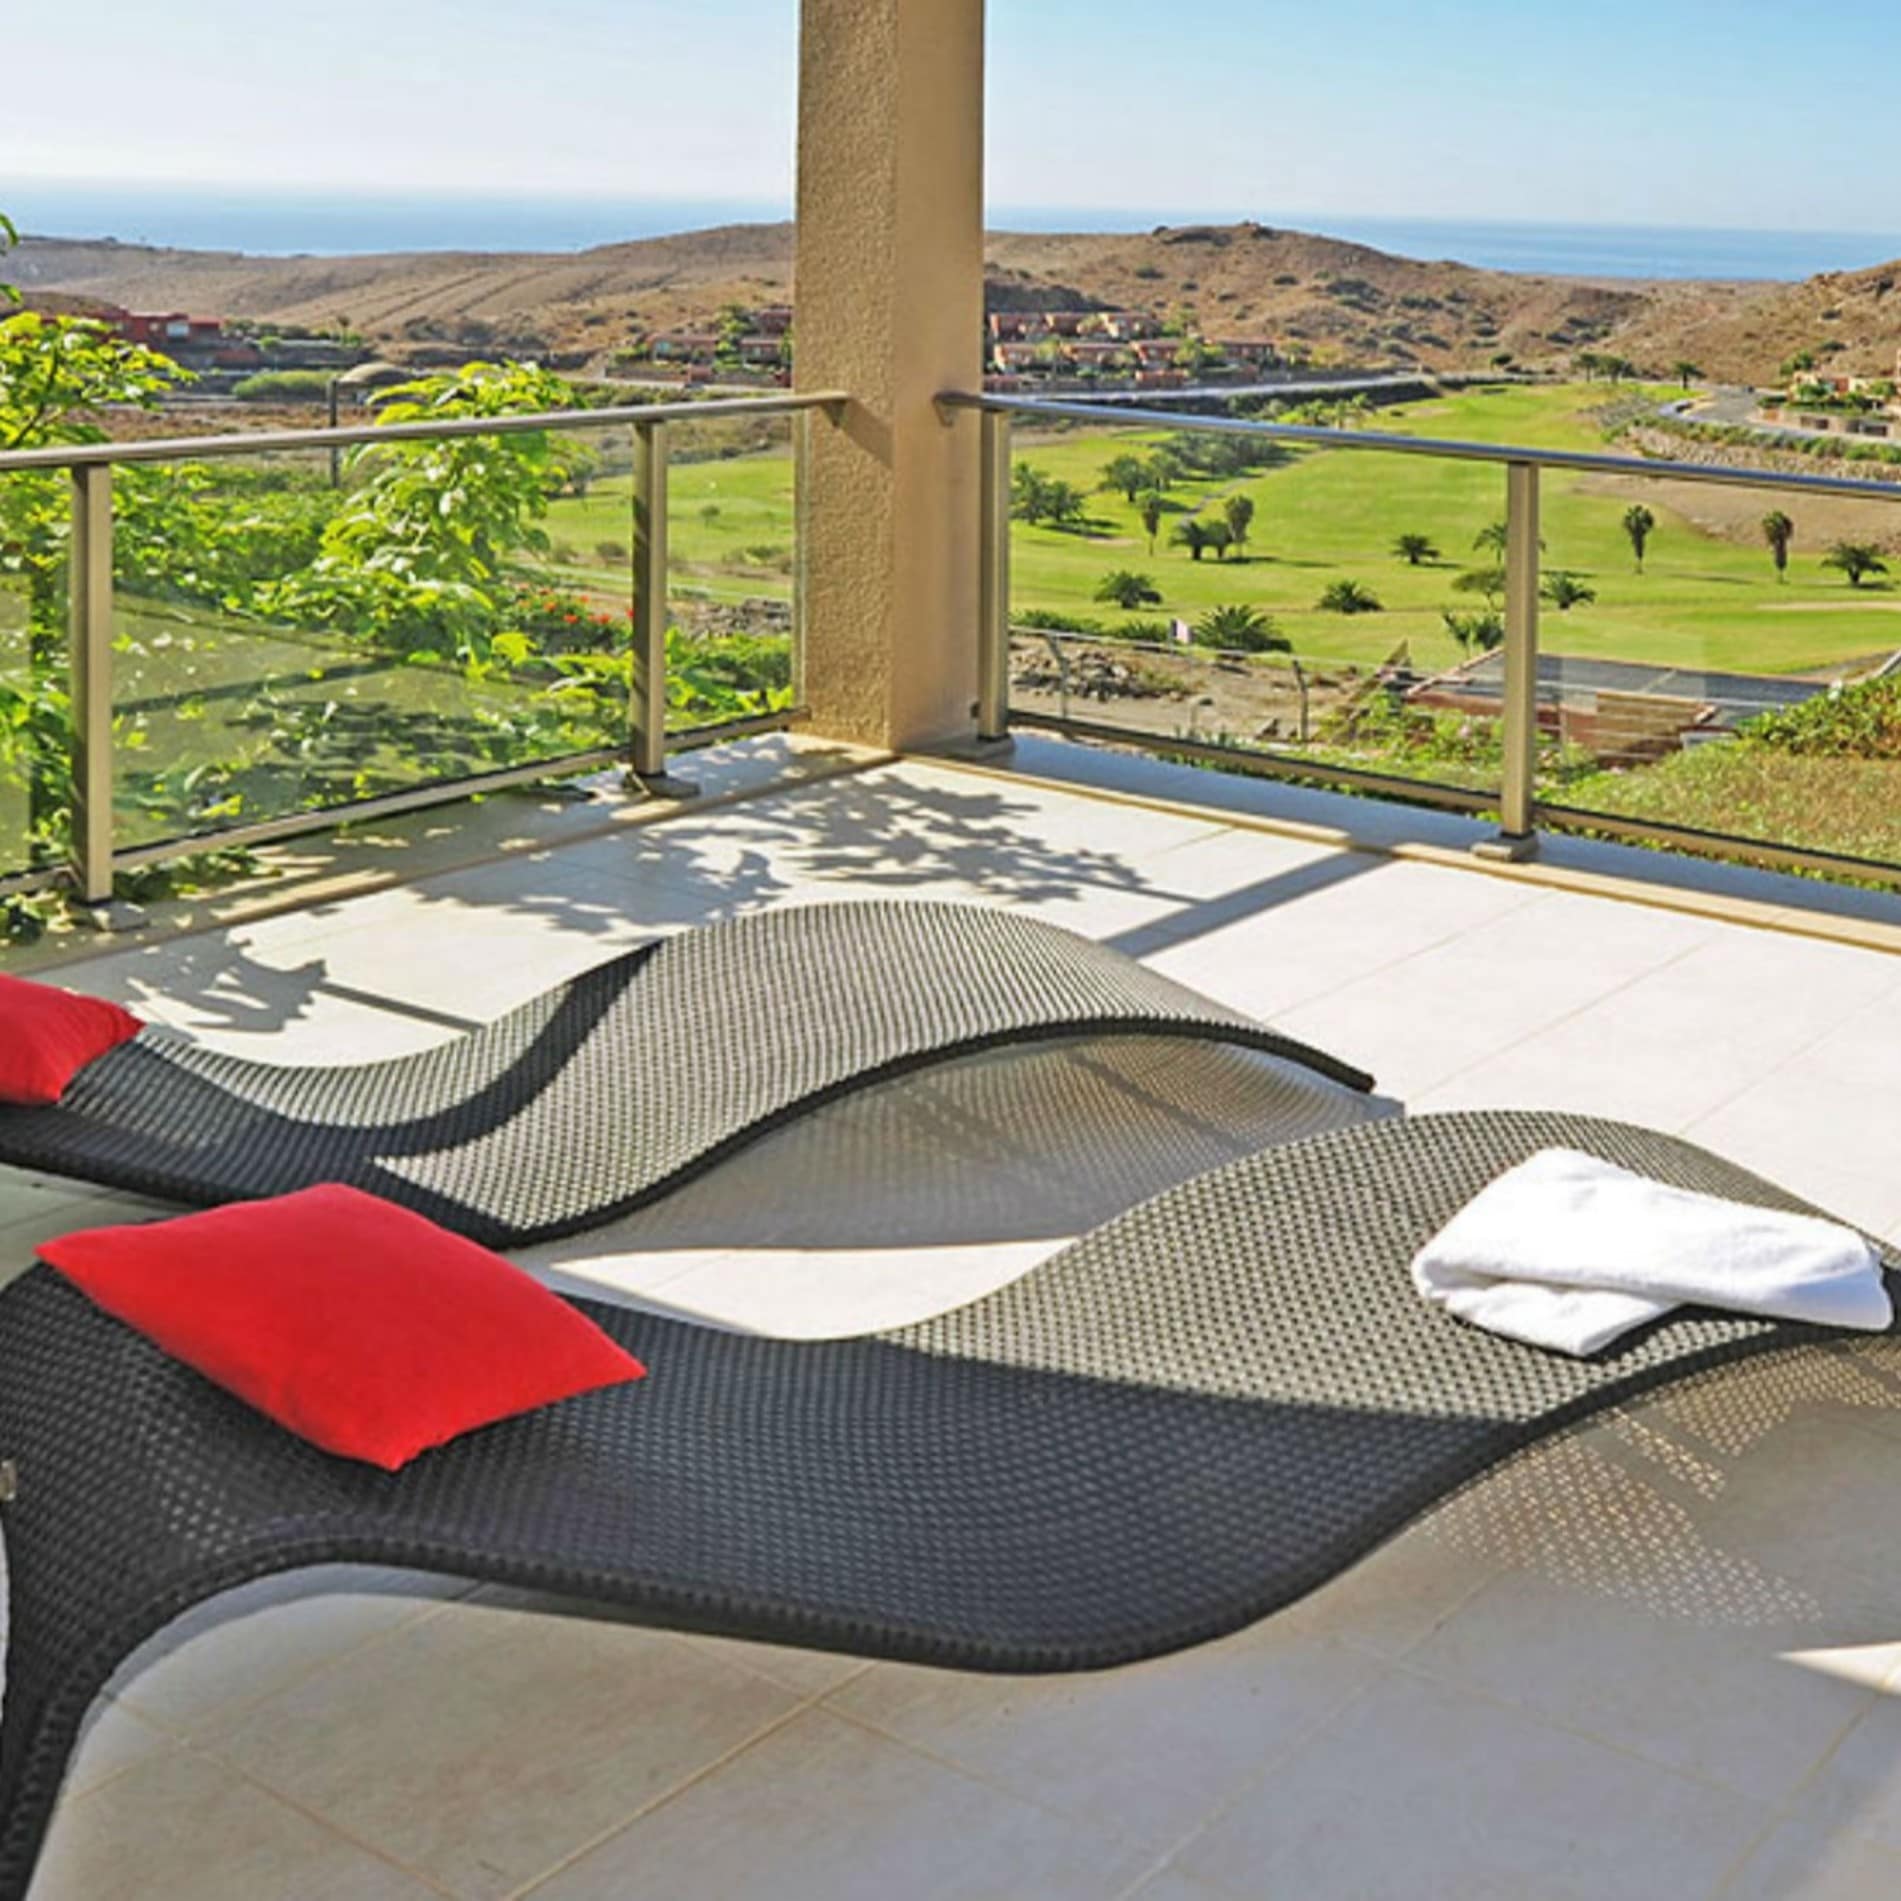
[795,0,985,751]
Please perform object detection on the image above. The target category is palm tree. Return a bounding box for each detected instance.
[1171,520,1213,562]
[1541,570,1597,611]
[1204,521,1234,562]
[1760,509,1795,583]
[1621,504,1656,572]
[1195,603,1289,653]
[1092,569,1163,611]
[1223,493,1255,557]
[1392,532,1440,566]
[1474,519,1544,559]
[1317,579,1382,615]
[1138,490,1165,556]
[1673,360,1703,390]
[1822,542,1889,588]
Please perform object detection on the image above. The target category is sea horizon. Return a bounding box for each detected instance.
[8,179,1901,283]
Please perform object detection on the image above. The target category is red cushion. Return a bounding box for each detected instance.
[39,1185,646,1470]
[0,973,142,1106]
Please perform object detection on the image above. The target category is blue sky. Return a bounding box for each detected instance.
[4,0,1897,231]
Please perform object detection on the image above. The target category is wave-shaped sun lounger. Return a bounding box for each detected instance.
[0,903,1373,1247]
[0,1107,1892,1898]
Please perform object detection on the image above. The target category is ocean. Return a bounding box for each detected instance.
[9,180,1901,283]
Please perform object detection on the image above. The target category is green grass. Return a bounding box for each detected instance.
[1006,384,1901,676]
[551,385,1901,680]
[545,440,797,608]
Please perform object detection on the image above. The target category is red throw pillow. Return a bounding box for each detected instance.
[39,1185,646,1470]
[0,972,142,1106]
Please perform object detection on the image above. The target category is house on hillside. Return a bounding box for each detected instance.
[649,331,719,364]
[1214,338,1282,369]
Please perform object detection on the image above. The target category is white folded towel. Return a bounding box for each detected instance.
[1411,1148,1891,1357]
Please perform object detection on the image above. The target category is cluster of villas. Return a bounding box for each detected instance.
[38,301,369,378]
[1756,349,1901,438]
[985,308,1283,391]
[633,305,796,382]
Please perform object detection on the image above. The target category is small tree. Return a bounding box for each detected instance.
[1541,570,1596,611]
[1010,463,1087,528]
[1392,532,1439,566]
[1317,579,1381,614]
[1204,520,1234,561]
[1093,569,1163,610]
[1138,490,1165,555]
[1621,504,1656,572]
[1761,509,1795,583]
[1195,604,1289,652]
[1172,519,1214,561]
[1442,608,1504,653]
[1454,567,1506,608]
[0,249,182,858]
[1099,454,1150,503]
[1673,360,1702,390]
[1823,542,1889,588]
[1223,492,1255,557]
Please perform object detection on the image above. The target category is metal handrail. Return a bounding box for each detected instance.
[949,387,1901,884]
[0,390,850,473]
[0,390,843,912]
[943,391,1901,502]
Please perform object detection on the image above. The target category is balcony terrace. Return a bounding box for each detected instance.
[3,732,1901,1900]
[7,3,1901,1895]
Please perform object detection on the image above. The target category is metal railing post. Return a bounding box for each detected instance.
[629,419,695,798]
[68,463,118,908]
[977,410,1013,743]
[792,407,812,716]
[1478,459,1541,861]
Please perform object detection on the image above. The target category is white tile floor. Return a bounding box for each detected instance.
[7,737,1901,1899]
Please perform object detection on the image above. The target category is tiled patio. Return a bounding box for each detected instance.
[6,736,1901,1899]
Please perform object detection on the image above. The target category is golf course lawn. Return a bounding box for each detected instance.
[546,383,1901,677]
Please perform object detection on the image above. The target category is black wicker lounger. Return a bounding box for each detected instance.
[1,1107,1894,1897]
[0,902,1373,1247]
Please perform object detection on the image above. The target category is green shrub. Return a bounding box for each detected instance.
[230,369,337,403]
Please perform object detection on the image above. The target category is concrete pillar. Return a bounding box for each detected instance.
[795,0,985,751]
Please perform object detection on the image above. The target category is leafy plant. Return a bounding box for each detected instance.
[1761,510,1795,582]
[1195,604,1288,653]
[1822,542,1889,588]
[1172,519,1216,561]
[1392,532,1439,566]
[1138,490,1166,555]
[1621,504,1656,573]
[1317,579,1382,614]
[1540,570,1597,611]
[1222,492,1255,555]
[1092,569,1163,610]
[1010,462,1087,528]
[251,361,589,661]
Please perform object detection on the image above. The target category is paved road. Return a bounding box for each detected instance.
[1678,385,1892,445]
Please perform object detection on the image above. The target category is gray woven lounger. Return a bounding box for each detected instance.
[0,902,1373,1247]
[1,1107,1895,1898]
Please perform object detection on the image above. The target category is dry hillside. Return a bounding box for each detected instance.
[1610,258,1901,383]
[11,219,1667,372]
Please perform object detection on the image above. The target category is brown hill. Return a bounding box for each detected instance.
[1609,258,1901,384]
[9,220,1661,372]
